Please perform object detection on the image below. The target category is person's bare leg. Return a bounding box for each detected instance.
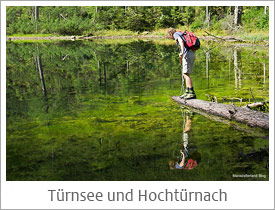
[182,73,196,99]
[183,73,193,88]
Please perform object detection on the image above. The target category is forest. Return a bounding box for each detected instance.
[6,6,269,37]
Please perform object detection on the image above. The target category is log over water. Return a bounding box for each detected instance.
[171,96,269,129]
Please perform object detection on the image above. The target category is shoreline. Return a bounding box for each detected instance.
[7,35,165,41]
[6,35,269,46]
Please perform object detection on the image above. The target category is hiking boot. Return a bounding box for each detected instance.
[180,90,190,99]
[183,108,193,117]
[184,92,196,100]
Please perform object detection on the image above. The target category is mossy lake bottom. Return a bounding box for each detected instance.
[6,40,269,181]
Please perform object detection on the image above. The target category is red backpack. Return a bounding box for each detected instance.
[179,30,200,51]
[185,159,198,170]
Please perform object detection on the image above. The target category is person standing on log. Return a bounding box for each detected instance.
[167,28,196,99]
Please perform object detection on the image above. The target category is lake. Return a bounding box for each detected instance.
[6,39,269,181]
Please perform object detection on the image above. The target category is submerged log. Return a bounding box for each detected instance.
[171,96,269,129]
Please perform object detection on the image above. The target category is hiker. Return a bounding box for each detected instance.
[167,28,197,99]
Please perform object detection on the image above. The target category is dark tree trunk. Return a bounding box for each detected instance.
[35,6,39,20]
[234,6,243,26]
[206,6,210,28]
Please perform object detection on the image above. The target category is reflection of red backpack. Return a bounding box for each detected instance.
[179,31,200,51]
[185,159,198,170]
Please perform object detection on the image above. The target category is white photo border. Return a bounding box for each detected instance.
[1,1,274,209]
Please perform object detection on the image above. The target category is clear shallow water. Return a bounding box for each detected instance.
[6,40,269,181]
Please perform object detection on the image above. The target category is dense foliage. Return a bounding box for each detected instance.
[6,6,269,35]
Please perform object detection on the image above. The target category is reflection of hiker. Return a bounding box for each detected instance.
[183,113,191,149]
[166,28,197,99]
[169,144,201,170]
[169,109,201,170]
[169,149,201,170]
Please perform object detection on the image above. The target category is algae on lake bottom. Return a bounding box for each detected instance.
[6,40,269,180]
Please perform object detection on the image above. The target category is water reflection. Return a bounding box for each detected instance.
[233,48,242,89]
[34,46,47,97]
[34,47,55,170]
[204,46,211,89]
[169,108,201,170]
[6,40,269,180]
[238,147,269,168]
[263,63,266,86]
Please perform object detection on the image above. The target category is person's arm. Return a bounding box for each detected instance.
[177,37,184,57]
[178,150,185,167]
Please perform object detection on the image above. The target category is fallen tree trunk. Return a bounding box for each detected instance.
[171,96,269,129]
[182,104,268,140]
[204,30,246,42]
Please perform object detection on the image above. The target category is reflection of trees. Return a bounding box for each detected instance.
[7,41,269,114]
[205,50,210,89]
[8,41,174,91]
[92,41,171,95]
[97,60,108,95]
[35,54,47,96]
[7,41,182,124]
[233,48,242,90]
[263,63,266,86]
[203,44,218,90]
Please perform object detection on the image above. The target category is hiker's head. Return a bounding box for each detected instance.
[167,28,176,39]
[169,160,177,170]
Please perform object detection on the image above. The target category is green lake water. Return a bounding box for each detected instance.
[6,40,269,181]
